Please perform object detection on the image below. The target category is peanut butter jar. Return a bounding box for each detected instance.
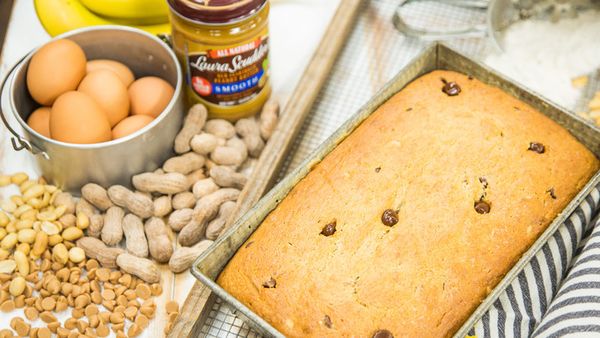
[168,0,271,120]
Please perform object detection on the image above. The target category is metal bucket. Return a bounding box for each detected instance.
[0,26,184,194]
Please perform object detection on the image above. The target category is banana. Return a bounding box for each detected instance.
[34,0,170,37]
[79,0,169,20]
[97,14,169,26]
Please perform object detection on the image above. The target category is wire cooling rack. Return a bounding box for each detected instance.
[199,0,491,336]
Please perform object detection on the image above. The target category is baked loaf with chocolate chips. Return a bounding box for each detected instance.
[217,70,599,337]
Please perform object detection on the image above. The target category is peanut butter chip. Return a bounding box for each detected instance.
[101,289,115,301]
[40,310,57,323]
[150,283,162,296]
[72,307,84,319]
[91,290,102,304]
[140,305,155,317]
[15,320,30,336]
[110,311,125,324]
[57,327,70,337]
[47,321,60,333]
[135,284,151,300]
[65,317,77,329]
[124,306,137,320]
[128,323,142,337]
[9,317,22,330]
[124,289,136,300]
[14,295,25,308]
[96,268,110,282]
[135,314,149,329]
[25,306,39,320]
[37,327,52,338]
[41,297,56,311]
[99,311,110,323]
[165,300,179,314]
[86,259,99,270]
[96,323,109,337]
[77,319,88,333]
[85,304,99,317]
[56,299,68,312]
[112,322,125,332]
[0,300,15,312]
[0,329,14,338]
[75,294,90,309]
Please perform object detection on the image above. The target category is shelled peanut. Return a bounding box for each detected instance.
[78,100,279,273]
[0,173,162,337]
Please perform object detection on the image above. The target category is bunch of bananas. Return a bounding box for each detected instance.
[35,0,171,37]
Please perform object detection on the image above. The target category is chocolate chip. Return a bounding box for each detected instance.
[375,167,381,173]
[547,188,557,199]
[528,142,545,154]
[441,81,461,96]
[372,329,394,338]
[262,277,276,288]
[245,241,254,248]
[381,209,399,226]
[323,315,332,328]
[474,200,491,214]
[479,177,488,189]
[320,221,337,236]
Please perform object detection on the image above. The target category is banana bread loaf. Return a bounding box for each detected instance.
[217,70,600,337]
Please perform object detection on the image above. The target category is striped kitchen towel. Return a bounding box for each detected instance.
[469,186,600,337]
[531,212,600,337]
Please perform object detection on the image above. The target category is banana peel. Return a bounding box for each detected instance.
[34,0,171,37]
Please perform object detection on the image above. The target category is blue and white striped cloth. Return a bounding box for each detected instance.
[532,212,600,337]
[469,185,600,337]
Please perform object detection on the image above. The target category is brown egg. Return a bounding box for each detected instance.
[86,59,135,87]
[27,107,51,138]
[50,91,112,144]
[112,115,154,139]
[27,39,87,106]
[78,70,130,127]
[129,77,174,118]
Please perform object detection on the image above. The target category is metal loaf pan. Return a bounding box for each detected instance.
[191,43,600,337]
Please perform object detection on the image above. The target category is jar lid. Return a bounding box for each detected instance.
[168,0,267,24]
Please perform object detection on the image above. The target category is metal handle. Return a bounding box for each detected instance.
[393,0,488,40]
[0,55,50,160]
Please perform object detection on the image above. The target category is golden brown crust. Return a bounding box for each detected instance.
[217,70,600,338]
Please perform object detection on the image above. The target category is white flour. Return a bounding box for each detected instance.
[484,10,600,110]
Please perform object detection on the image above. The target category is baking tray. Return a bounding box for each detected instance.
[191,43,600,338]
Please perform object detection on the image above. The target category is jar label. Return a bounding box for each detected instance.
[187,36,269,106]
